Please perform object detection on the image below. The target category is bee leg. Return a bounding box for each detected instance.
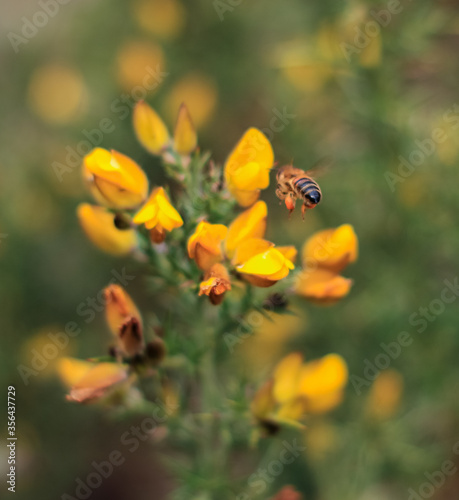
[301,203,308,220]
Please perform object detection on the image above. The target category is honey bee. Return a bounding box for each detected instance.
[275,165,322,218]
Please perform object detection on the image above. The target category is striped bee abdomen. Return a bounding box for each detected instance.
[293,177,322,205]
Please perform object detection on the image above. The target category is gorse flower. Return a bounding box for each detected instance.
[302,224,358,272]
[57,358,129,404]
[295,224,358,304]
[77,203,137,256]
[233,238,295,288]
[252,352,348,430]
[133,187,184,243]
[72,99,358,499]
[104,284,144,357]
[224,128,274,207]
[187,221,228,271]
[83,148,149,209]
[174,103,198,155]
[224,201,267,259]
[198,263,231,305]
[133,100,170,154]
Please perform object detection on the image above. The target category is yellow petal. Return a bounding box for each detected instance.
[229,188,261,208]
[366,369,404,420]
[232,238,274,267]
[225,201,267,259]
[133,100,170,154]
[83,148,149,209]
[298,353,348,400]
[187,221,227,260]
[56,358,93,387]
[66,362,129,403]
[277,246,298,264]
[224,128,273,205]
[173,103,197,155]
[273,352,303,404]
[302,224,358,273]
[77,203,137,256]
[251,379,276,420]
[133,187,183,234]
[276,398,307,421]
[304,390,344,414]
[237,247,289,277]
[295,268,353,304]
[104,284,142,337]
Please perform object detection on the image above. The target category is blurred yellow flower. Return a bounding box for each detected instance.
[77,203,138,256]
[224,128,274,207]
[164,73,217,129]
[302,224,358,273]
[295,269,353,305]
[83,148,149,209]
[27,63,87,125]
[173,103,198,155]
[116,40,165,92]
[133,187,183,243]
[104,284,144,356]
[57,357,129,403]
[199,263,232,305]
[132,0,185,40]
[252,352,348,429]
[233,238,294,288]
[133,101,170,155]
[187,221,228,271]
[366,369,404,420]
[296,224,357,303]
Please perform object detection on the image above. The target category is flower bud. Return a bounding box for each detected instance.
[133,100,170,154]
[173,103,197,155]
[199,263,231,305]
[104,285,144,356]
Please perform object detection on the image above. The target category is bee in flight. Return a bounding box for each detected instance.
[275,165,322,218]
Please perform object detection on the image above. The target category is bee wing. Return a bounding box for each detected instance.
[303,155,334,178]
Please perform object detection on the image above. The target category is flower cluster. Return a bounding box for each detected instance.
[252,352,348,432]
[295,224,358,304]
[64,98,359,498]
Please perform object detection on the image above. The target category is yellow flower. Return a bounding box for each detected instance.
[77,203,137,256]
[173,103,197,155]
[133,187,183,243]
[198,263,231,305]
[104,285,144,357]
[252,352,348,428]
[133,100,170,155]
[132,0,185,40]
[366,370,404,420]
[224,201,267,259]
[302,224,358,273]
[57,357,129,404]
[83,148,149,209]
[232,238,294,288]
[295,268,353,305]
[296,225,357,304]
[187,221,228,271]
[224,128,274,207]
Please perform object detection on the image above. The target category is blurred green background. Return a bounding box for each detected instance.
[1,0,459,498]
